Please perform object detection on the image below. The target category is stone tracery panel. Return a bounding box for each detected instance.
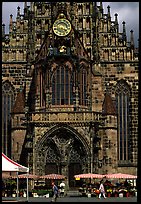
[35,125,91,176]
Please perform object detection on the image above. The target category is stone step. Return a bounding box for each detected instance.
[67,190,81,197]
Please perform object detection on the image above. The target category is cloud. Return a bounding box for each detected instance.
[102,2,139,46]
[2,2,25,34]
[2,2,139,47]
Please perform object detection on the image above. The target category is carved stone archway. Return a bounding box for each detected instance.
[35,124,90,188]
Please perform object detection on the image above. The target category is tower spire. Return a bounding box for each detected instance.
[107,5,111,18]
[114,13,119,33]
[99,2,103,16]
[2,24,5,39]
[24,2,27,9]
[122,21,127,42]
[130,30,134,48]
[17,6,20,18]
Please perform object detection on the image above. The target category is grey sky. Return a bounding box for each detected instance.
[2,2,139,47]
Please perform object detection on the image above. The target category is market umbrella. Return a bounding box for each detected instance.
[11,173,40,179]
[74,173,104,179]
[40,173,66,180]
[2,172,13,179]
[103,173,137,179]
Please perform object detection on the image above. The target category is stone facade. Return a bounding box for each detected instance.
[2,2,138,187]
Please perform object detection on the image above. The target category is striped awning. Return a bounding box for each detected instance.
[103,173,137,179]
[40,173,66,180]
[74,173,104,179]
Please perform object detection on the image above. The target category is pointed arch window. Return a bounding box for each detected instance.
[115,81,130,162]
[2,81,15,155]
[79,67,87,106]
[52,65,73,105]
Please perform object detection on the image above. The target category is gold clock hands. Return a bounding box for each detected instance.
[57,24,67,31]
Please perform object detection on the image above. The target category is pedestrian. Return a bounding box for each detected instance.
[51,182,59,202]
[59,181,65,197]
[98,180,106,199]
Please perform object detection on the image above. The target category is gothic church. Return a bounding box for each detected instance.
[2,2,138,187]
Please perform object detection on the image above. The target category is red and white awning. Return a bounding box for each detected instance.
[104,173,137,179]
[40,173,66,180]
[74,173,104,179]
[12,173,39,179]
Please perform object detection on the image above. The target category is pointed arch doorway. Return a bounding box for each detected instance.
[35,125,90,188]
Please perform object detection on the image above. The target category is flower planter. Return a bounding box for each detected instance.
[107,192,111,197]
[23,192,26,197]
[126,192,129,197]
[87,193,91,198]
[119,193,123,197]
[32,192,39,197]
[45,193,49,198]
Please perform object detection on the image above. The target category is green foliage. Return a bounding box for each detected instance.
[5,179,16,190]
[32,189,53,196]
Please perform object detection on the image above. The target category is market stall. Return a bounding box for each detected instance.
[2,153,29,201]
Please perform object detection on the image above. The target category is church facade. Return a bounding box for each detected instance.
[2,2,138,187]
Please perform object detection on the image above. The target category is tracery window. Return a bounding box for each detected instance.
[2,81,15,155]
[79,67,87,106]
[115,80,130,162]
[52,65,73,105]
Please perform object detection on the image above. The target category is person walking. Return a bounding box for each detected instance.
[51,182,59,202]
[98,180,106,199]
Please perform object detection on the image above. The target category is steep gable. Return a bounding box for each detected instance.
[102,93,116,115]
[12,89,25,113]
[35,13,90,63]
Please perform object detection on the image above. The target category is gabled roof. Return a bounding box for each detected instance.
[12,89,25,113]
[36,13,90,63]
[102,93,116,115]
[2,153,29,172]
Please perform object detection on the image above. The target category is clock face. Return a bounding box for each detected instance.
[53,19,71,36]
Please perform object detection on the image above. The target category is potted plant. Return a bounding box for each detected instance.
[32,189,39,197]
[118,188,127,197]
[112,187,119,197]
[106,188,112,197]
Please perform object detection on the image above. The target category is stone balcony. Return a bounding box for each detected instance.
[30,111,103,126]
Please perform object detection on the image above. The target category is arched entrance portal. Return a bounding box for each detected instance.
[35,125,90,188]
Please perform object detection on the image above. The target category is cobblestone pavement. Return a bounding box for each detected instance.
[2,196,137,202]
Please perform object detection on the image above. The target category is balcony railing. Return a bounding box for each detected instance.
[30,111,102,124]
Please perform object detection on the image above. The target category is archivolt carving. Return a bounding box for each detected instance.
[74,126,90,145]
[35,127,48,142]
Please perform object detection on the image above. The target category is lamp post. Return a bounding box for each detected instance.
[89,122,94,173]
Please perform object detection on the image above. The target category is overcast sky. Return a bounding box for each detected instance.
[2,2,139,47]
